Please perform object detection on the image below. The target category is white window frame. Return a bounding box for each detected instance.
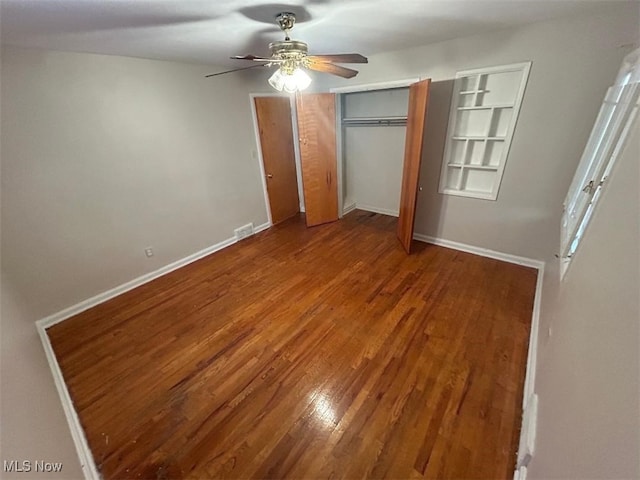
[560,48,640,279]
[438,62,531,200]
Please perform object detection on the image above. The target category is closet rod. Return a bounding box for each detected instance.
[342,119,407,127]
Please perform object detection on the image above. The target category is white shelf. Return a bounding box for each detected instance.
[452,136,506,141]
[439,62,532,201]
[447,164,499,171]
[440,187,495,200]
[457,104,514,111]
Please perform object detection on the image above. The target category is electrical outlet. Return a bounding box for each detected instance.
[144,247,154,258]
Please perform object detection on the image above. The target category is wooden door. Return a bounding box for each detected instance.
[397,79,431,253]
[296,93,338,227]
[254,96,300,225]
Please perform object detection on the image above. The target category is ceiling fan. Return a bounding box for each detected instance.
[205,12,368,92]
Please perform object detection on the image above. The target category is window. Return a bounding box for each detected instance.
[439,62,531,200]
[560,48,640,278]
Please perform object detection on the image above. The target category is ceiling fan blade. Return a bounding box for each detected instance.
[231,55,273,62]
[307,54,368,64]
[306,60,359,79]
[205,64,269,78]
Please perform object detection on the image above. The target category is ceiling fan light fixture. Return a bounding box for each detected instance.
[287,68,312,92]
[268,68,286,91]
[211,12,367,83]
[268,67,311,93]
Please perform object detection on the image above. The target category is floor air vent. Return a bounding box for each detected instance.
[234,223,255,241]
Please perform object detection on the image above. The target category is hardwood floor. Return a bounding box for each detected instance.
[48,211,537,479]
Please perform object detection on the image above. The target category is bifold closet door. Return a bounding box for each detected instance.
[254,96,300,224]
[397,78,431,253]
[296,93,339,227]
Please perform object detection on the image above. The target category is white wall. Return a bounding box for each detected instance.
[340,87,410,215]
[323,5,640,477]
[2,7,638,478]
[0,46,274,475]
[530,119,639,479]
[1,47,272,319]
[343,126,405,215]
[322,4,638,261]
[0,277,83,479]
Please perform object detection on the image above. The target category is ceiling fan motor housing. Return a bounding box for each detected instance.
[276,12,296,32]
[269,40,309,74]
[212,10,365,81]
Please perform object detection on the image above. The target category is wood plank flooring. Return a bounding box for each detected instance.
[48,211,537,479]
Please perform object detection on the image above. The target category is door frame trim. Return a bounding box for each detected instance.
[249,93,305,226]
[335,94,343,218]
[329,77,421,94]
[331,78,421,217]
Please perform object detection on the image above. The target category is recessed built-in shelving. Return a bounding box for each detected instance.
[439,62,531,200]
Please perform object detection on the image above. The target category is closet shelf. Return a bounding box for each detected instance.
[456,104,514,111]
[447,163,499,171]
[451,136,506,141]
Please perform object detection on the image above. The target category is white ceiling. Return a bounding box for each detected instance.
[0,0,620,67]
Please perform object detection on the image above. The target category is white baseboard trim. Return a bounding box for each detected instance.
[342,203,357,215]
[514,465,528,480]
[522,263,544,409]
[34,221,271,479]
[412,233,545,270]
[517,393,538,467]
[36,220,544,480]
[36,324,100,480]
[253,221,272,235]
[412,233,544,403]
[356,204,399,217]
[516,263,544,472]
[37,222,271,330]
[413,231,545,470]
